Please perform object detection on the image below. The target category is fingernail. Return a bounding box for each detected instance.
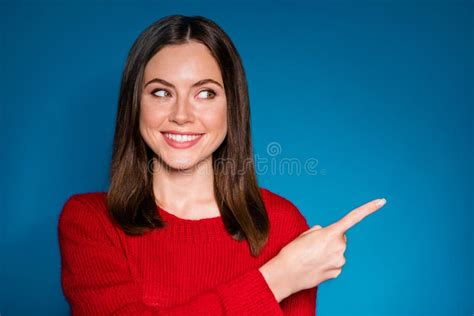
[376,198,386,207]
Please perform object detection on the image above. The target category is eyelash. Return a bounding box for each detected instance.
[151,88,217,99]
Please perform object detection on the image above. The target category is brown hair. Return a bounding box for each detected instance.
[108,15,269,257]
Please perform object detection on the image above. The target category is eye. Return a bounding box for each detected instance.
[198,89,216,99]
[151,89,171,98]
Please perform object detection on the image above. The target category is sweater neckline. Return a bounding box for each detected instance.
[155,204,228,241]
[156,204,223,224]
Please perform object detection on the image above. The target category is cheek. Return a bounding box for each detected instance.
[202,104,227,134]
[139,103,167,147]
[140,100,166,127]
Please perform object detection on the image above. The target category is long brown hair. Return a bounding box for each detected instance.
[108,15,269,257]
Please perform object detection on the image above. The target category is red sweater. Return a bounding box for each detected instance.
[58,187,317,315]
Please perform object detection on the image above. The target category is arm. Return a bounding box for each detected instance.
[261,199,318,316]
[58,196,284,316]
[280,287,317,316]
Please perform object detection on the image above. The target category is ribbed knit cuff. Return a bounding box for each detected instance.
[216,268,284,316]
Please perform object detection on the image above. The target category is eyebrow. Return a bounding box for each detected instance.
[144,78,223,89]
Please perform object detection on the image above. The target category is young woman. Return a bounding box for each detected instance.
[58,15,386,315]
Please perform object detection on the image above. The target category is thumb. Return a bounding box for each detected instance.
[301,224,323,236]
[311,225,323,230]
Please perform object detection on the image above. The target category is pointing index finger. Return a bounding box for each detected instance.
[327,198,386,235]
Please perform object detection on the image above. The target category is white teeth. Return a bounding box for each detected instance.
[164,133,202,142]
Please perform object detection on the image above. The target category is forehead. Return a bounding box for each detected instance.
[143,41,223,84]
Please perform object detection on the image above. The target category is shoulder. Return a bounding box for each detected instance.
[259,187,310,236]
[60,191,108,214]
[58,191,109,229]
[57,191,122,250]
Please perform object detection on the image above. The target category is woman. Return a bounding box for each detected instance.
[58,15,386,315]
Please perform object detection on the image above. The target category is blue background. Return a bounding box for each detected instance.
[1,1,472,315]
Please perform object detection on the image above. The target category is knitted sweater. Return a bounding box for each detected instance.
[57,187,317,315]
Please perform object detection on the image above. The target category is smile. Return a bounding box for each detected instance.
[161,132,204,149]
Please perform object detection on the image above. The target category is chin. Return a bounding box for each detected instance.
[167,160,196,171]
[158,154,204,172]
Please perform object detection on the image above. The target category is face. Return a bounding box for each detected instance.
[140,41,228,171]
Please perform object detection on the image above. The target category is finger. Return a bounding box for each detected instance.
[330,269,342,279]
[343,234,347,242]
[301,224,323,236]
[327,198,386,235]
[310,225,323,231]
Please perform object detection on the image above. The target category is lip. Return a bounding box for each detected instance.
[161,131,205,149]
[161,130,204,136]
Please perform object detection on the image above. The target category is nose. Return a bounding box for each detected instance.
[169,96,193,125]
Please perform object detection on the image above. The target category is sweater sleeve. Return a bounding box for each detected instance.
[277,199,318,316]
[58,195,284,316]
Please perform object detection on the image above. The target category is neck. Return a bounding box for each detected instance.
[152,155,216,216]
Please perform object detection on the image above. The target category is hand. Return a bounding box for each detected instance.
[260,198,387,302]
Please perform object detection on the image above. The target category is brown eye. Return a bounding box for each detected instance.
[198,89,216,99]
[152,89,171,98]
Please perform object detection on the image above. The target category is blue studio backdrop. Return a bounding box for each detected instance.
[1,1,472,315]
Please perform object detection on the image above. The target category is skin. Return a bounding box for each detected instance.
[140,40,227,219]
[259,198,387,302]
[139,39,387,301]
